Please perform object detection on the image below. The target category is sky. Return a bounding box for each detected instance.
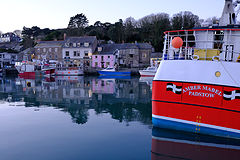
[0,0,224,33]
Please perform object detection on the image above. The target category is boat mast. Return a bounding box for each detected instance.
[219,0,236,26]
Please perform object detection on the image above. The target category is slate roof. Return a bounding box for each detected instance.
[35,41,64,48]
[99,43,153,54]
[151,52,163,58]
[63,36,97,48]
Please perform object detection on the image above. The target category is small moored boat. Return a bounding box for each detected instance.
[139,66,157,77]
[98,67,131,76]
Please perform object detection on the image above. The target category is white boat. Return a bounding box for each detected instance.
[152,0,240,139]
[98,67,131,76]
[139,66,157,77]
[55,67,84,76]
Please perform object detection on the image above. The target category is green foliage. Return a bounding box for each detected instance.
[172,11,200,30]
[68,13,89,29]
[20,11,201,52]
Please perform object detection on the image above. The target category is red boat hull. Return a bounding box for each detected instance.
[152,81,240,138]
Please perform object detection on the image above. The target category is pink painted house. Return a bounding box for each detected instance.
[92,53,115,68]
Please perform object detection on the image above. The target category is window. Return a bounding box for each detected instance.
[49,48,52,52]
[108,56,110,59]
[143,53,147,58]
[74,51,77,56]
[73,43,76,47]
[49,55,52,59]
[84,42,89,47]
[37,48,40,52]
[84,51,89,56]
[95,56,97,58]
[55,55,58,59]
[106,62,110,66]
[129,54,133,58]
[77,52,80,56]
[65,51,69,57]
[43,48,46,52]
[95,62,98,67]
[0,55,2,58]
[101,56,104,61]
[55,48,58,52]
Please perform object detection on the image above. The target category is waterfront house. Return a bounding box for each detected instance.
[0,32,22,43]
[94,43,153,69]
[62,36,97,67]
[92,51,116,68]
[34,41,64,62]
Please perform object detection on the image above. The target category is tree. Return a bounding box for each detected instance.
[67,13,89,29]
[138,13,171,51]
[171,11,200,30]
[124,17,139,42]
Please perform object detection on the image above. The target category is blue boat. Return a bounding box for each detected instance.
[98,67,131,76]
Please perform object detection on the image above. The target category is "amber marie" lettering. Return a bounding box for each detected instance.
[182,85,222,97]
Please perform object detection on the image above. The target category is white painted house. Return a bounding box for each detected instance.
[62,36,97,67]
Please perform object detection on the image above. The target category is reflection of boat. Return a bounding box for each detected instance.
[152,127,240,160]
[139,66,157,77]
[98,67,131,76]
[55,75,83,81]
[98,75,131,79]
[152,0,240,139]
[139,76,154,89]
[55,67,84,76]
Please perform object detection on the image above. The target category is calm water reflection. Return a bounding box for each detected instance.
[0,76,152,160]
[0,76,239,160]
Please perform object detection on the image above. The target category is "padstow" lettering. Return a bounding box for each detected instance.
[183,85,222,98]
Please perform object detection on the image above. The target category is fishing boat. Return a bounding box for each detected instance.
[15,61,55,79]
[152,0,240,139]
[98,67,131,76]
[139,66,157,77]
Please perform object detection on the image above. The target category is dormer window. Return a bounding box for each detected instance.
[84,42,89,47]
[65,43,69,47]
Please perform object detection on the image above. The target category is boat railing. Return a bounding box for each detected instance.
[163,29,240,63]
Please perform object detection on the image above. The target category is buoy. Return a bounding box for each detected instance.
[172,37,183,49]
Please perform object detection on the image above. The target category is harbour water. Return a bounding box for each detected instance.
[0,76,239,160]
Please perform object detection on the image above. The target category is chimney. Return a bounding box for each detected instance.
[64,33,67,40]
[219,0,236,26]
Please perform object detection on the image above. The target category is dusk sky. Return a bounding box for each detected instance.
[1,0,224,33]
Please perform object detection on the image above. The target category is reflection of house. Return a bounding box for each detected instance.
[0,52,18,68]
[92,79,115,94]
[151,52,162,67]
[95,43,153,69]
[62,36,97,67]
[34,41,64,62]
